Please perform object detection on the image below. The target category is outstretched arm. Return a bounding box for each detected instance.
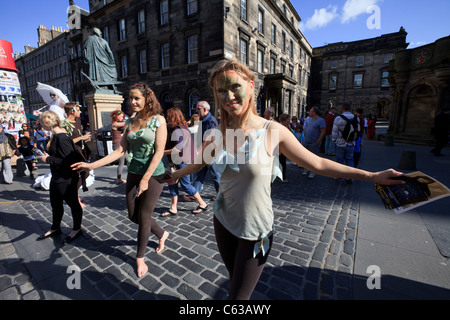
[270,121,403,185]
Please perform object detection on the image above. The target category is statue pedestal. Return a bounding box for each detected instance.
[85,93,124,130]
[85,93,124,160]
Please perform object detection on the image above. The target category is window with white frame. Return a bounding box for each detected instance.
[258,8,264,34]
[138,10,145,34]
[188,35,198,64]
[257,48,264,73]
[240,0,247,20]
[187,0,198,15]
[160,0,169,25]
[270,56,276,74]
[119,18,126,41]
[240,38,248,64]
[271,24,276,45]
[139,50,147,74]
[355,55,364,67]
[121,56,128,77]
[103,26,110,44]
[161,43,170,69]
[329,74,337,90]
[353,73,363,88]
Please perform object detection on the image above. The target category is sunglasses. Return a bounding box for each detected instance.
[50,94,56,97]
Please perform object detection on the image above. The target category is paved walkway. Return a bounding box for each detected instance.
[0,139,449,301]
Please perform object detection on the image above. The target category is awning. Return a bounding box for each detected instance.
[26,113,38,121]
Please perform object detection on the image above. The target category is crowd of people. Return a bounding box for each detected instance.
[8,58,447,300]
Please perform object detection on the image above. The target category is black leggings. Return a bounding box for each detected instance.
[50,177,83,231]
[214,216,273,300]
[126,173,165,258]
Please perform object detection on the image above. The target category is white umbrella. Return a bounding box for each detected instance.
[36,82,69,106]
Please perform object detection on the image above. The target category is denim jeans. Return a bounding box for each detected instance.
[335,145,355,168]
[324,135,336,155]
[168,162,198,197]
[193,165,221,194]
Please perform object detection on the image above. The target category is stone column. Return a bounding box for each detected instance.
[85,93,124,130]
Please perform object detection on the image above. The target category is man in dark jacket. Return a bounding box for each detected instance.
[431,106,450,156]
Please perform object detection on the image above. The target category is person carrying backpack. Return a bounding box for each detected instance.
[332,103,360,184]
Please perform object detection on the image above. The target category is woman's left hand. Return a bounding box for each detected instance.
[39,155,48,163]
[371,169,404,185]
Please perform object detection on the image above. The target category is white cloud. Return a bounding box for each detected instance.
[341,0,382,23]
[300,5,338,31]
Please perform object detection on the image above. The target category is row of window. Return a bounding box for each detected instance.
[329,53,394,69]
[329,71,389,90]
[115,35,198,77]
[25,62,70,87]
[23,42,67,72]
[113,0,198,42]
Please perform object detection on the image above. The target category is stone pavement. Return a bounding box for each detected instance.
[0,139,449,301]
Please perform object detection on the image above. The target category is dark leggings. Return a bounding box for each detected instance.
[126,173,165,258]
[214,216,273,300]
[50,177,83,231]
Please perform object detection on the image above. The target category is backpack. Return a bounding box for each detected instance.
[339,115,359,142]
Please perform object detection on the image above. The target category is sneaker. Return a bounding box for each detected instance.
[308,172,315,179]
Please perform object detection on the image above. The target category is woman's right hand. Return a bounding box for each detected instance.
[71,162,92,173]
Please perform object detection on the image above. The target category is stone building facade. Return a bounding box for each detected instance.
[74,0,312,119]
[310,28,408,119]
[388,35,450,144]
[15,26,72,113]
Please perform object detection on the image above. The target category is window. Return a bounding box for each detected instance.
[289,65,294,78]
[77,44,82,57]
[121,56,128,77]
[161,43,170,69]
[139,50,147,74]
[119,18,126,41]
[103,26,110,44]
[281,60,286,74]
[355,55,364,67]
[258,9,264,34]
[353,73,363,88]
[240,39,248,64]
[330,60,337,69]
[270,56,276,74]
[290,40,294,59]
[240,0,247,20]
[187,35,198,64]
[271,24,276,45]
[381,71,389,87]
[257,49,264,73]
[138,10,145,34]
[189,90,201,116]
[187,0,198,15]
[329,74,337,90]
[282,32,286,52]
[160,0,169,25]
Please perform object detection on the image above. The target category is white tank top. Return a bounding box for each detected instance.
[213,120,282,241]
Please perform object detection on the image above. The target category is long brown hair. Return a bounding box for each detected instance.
[130,83,162,119]
[166,107,187,129]
[208,59,257,136]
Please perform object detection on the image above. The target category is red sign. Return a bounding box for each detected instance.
[0,39,18,72]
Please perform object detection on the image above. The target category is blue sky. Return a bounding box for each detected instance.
[1,0,449,54]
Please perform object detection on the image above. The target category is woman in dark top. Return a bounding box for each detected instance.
[36,111,84,244]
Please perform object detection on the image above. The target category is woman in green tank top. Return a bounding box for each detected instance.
[72,83,169,278]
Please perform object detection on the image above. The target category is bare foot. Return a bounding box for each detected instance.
[136,257,148,278]
[156,231,169,253]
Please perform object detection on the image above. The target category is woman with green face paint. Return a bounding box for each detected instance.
[167,59,404,300]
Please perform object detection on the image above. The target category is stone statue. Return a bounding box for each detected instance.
[83,28,122,94]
